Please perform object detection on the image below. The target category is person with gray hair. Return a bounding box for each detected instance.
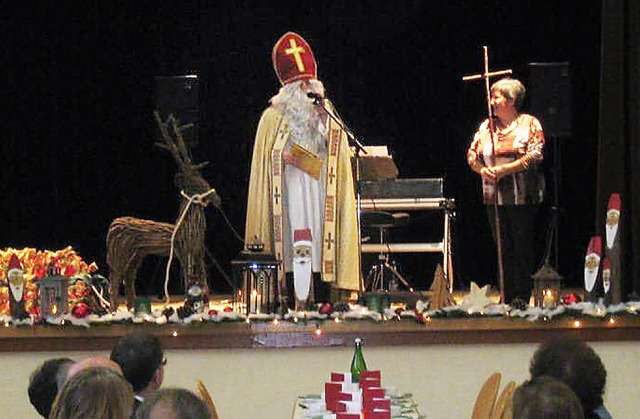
[513,375,585,419]
[467,77,546,306]
[135,388,211,419]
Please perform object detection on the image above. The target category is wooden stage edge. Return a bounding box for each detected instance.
[1,316,640,352]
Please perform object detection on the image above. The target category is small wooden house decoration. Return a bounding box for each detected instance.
[532,263,563,309]
[38,275,69,318]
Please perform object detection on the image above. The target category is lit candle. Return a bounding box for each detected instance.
[542,288,555,308]
[250,289,258,313]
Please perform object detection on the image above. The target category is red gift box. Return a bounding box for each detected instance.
[331,372,351,382]
[360,370,381,380]
[325,382,342,411]
[364,397,391,411]
[363,387,385,400]
[362,409,391,419]
[337,392,355,401]
[359,377,382,389]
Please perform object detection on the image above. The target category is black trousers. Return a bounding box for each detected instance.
[486,204,541,304]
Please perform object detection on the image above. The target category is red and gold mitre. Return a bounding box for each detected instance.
[272,32,317,85]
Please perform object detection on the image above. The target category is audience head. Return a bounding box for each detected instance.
[136,388,211,419]
[529,338,607,416]
[27,357,75,417]
[66,356,122,380]
[110,331,165,394]
[513,375,585,419]
[49,366,134,419]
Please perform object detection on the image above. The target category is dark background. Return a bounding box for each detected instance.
[2,1,601,295]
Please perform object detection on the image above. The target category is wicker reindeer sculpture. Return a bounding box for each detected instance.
[106,112,220,309]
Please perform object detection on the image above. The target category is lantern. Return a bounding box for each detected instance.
[38,275,69,319]
[532,263,563,309]
[231,251,280,315]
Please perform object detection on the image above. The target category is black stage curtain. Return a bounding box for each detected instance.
[597,0,640,296]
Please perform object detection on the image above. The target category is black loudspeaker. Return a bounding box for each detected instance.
[528,62,572,138]
[155,75,200,145]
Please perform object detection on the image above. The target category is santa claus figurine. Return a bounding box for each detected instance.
[6,254,28,319]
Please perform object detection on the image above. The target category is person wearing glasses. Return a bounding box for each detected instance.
[110,331,166,412]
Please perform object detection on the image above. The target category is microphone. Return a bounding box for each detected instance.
[306,92,324,104]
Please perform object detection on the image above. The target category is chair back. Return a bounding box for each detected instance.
[490,380,515,419]
[471,372,501,419]
[195,379,220,419]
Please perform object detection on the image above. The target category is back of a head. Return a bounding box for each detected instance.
[49,366,134,419]
[27,357,75,418]
[136,388,211,419]
[529,338,607,414]
[111,331,164,393]
[513,376,585,419]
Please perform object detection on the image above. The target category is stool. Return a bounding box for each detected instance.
[361,211,412,291]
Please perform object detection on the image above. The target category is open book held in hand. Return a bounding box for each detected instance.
[290,143,323,179]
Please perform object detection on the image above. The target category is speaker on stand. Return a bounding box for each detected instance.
[528,62,572,271]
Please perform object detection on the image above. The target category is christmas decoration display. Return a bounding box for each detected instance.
[0,247,99,321]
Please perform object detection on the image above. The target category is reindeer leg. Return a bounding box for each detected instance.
[124,257,143,309]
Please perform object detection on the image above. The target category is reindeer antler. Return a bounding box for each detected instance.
[153,111,209,173]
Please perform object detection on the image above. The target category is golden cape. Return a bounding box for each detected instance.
[244,106,360,291]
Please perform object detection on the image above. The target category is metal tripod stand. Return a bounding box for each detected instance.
[364,217,413,292]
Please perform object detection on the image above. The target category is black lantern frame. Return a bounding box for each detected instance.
[231,251,280,315]
[532,264,563,309]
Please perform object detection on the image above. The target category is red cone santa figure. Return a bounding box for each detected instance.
[6,254,28,319]
[584,236,602,293]
[605,193,621,249]
[292,228,313,305]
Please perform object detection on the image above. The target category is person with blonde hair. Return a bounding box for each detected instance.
[49,366,134,419]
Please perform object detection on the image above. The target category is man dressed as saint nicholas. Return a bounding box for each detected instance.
[244,32,360,308]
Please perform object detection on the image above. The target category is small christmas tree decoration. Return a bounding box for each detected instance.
[133,296,152,315]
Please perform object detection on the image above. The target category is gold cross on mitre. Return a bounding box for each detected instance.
[285,38,306,72]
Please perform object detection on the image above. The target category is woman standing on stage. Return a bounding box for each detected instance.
[466,77,545,305]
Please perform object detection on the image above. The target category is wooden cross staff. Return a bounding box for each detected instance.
[463,46,512,304]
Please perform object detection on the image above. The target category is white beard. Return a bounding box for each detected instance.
[271,80,327,154]
[584,253,600,293]
[9,282,24,302]
[605,211,619,249]
[293,256,312,302]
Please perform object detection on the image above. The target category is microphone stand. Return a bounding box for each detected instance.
[311,95,368,294]
[462,46,512,304]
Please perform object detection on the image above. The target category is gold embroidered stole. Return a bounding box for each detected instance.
[321,118,344,283]
[270,117,345,286]
[271,125,289,287]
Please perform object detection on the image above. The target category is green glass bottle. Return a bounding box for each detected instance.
[350,337,368,383]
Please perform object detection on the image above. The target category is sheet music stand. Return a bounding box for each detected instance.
[359,154,399,181]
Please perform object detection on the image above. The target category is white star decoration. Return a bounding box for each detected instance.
[460,282,493,311]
